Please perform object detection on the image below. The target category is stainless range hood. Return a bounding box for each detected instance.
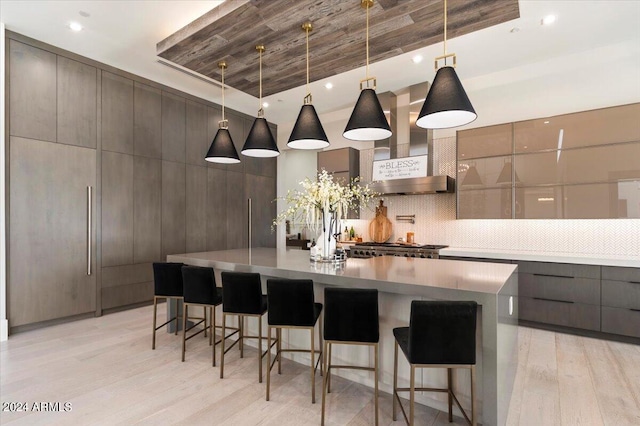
[369,83,455,195]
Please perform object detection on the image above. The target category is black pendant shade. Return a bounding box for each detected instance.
[242,117,279,157]
[343,88,392,141]
[416,66,477,129]
[205,128,240,164]
[287,104,330,150]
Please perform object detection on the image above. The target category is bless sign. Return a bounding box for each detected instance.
[372,155,428,181]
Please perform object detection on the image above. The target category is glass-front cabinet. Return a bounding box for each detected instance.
[457,103,640,219]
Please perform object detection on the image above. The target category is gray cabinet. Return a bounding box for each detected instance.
[186,165,208,252]
[162,92,186,163]
[134,82,162,158]
[246,174,276,248]
[133,156,162,263]
[207,168,228,250]
[226,171,247,249]
[57,56,97,148]
[101,151,134,267]
[101,263,154,310]
[186,100,209,167]
[517,261,601,331]
[601,266,640,338]
[102,71,134,154]
[9,40,57,142]
[9,137,97,327]
[162,161,187,257]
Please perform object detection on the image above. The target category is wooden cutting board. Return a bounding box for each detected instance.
[369,200,392,243]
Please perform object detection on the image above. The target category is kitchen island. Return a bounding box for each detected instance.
[168,248,518,425]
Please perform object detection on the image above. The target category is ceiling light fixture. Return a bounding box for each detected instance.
[541,15,557,26]
[343,0,392,141]
[205,61,240,164]
[69,22,83,32]
[242,45,280,158]
[416,0,477,129]
[287,22,329,150]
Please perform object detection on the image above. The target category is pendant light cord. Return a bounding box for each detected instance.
[365,1,369,79]
[306,26,310,96]
[221,63,226,122]
[443,0,448,63]
[259,48,262,109]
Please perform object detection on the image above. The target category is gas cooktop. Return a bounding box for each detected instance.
[349,242,448,259]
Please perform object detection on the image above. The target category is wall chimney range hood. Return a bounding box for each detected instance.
[369,83,455,195]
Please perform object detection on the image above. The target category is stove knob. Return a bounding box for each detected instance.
[378,252,385,257]
[427,254,434,259]
[411,253,417,258]
[420,254,426,258]
[365,251,370,256]
[404,253,409,257]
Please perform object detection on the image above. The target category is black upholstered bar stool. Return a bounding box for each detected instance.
[393,300,478,426]
[265,278,323,403]
[181,266,224,365]
[220,271,269,382]
[321,287,380,426]
[151,262,184,349]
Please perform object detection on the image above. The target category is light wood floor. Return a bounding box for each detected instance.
[1,304,639,425]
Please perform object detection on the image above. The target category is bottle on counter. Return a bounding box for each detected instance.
[343,227,349,241]
[350,226,355,239]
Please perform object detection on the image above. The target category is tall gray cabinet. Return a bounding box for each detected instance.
[6,33,277,332]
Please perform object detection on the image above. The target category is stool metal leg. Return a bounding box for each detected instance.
[181,304,188,362]
[211,306,216,366]
[410,364,415,426]
[220,313,226,379]
[266,325,272,401]
[471,365,477,426]
[310,327,316,404]
[152,296,158,349]
[327,342,333,393]
[258,315,263,383]
[374,342,379,426]
[448,368,453,421]
[277,328,282,374]
[318,319,323,377]
[393,341,398,421]
[321,340,329,426]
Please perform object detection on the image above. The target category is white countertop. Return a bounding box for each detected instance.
[440,247,640,268]
[168,248,518,296]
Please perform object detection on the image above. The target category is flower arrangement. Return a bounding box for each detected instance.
[273,170,377,253]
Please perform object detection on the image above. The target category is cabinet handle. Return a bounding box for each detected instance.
[87,186,92,276]
[533,273,574,279]
[629,281,640,285]
[630,308,640,312]
[533,297,573,304]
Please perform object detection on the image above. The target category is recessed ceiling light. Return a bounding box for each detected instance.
[541,15,556,26]
[544,120,550,124]
[69,22,83,32]
[412,55,423,64]
[324,82,333,90]
[262,102,269,108]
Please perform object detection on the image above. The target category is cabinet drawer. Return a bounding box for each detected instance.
[519,273,600,305]
[517,261,600,279]
[602,279,640,310]
[519,296,600,331]
[602,266,640,283]
[601,306,640,338]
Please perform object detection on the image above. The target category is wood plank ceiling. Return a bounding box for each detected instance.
[157,0,519,98]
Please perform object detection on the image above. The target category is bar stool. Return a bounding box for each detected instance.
[265,278,323,403]
[220,271,269,382]
[321,287,379,426]
[151,262,184,349]
[181,266,224,365]
[393,300,478,426]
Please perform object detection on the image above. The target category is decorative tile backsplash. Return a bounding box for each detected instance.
[353,137,640,257]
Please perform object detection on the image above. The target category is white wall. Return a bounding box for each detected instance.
[1,22,8,341]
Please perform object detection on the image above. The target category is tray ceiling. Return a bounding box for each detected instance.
[157,0,519,98]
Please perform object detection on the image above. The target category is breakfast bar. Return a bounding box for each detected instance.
[168,248,519,425]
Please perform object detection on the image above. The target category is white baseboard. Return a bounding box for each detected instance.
[1,319,8,342]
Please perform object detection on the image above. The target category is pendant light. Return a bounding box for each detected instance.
[205,61,240,164]
[287,22,329,150]
[242,45,279,158]
[343,0,391,141]
[416,0,477,129]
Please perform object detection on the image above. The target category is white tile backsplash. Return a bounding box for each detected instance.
[354,137,640,257]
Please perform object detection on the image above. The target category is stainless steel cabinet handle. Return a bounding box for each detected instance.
[533,273,574,279]
[533,296,573,304]
[248,197,252,249]
[87,186,92,276]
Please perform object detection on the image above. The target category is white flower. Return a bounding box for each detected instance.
[273,170,377,234]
